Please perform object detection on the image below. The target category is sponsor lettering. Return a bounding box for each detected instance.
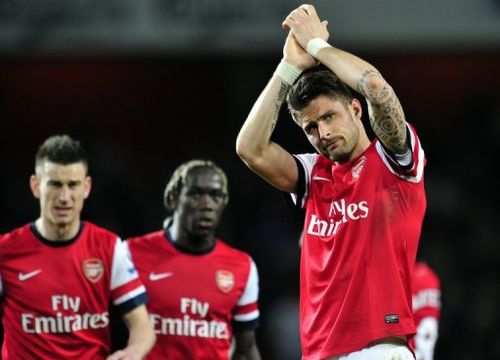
[306,199,369,237]
[21,294,109,334]
[151,297,228,339]
[412,289,441,312]
[22,312,109,334]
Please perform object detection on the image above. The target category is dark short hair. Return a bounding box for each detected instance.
[35,135,88,174]
[163,159,229,228]
[287,67,353,124]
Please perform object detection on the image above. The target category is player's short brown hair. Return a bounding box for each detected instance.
[35,134,88,174]
[287,67,354,125]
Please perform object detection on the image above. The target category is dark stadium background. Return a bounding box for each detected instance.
[1,1,500,358]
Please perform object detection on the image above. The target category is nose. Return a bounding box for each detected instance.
[198,193,216,209]
[58,186,71,202]
[318,121,331,140]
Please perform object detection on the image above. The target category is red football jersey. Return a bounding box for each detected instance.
[292,124,426,359]
[0,222,147,360]
[127,230,259,360]
[410,262,441,360]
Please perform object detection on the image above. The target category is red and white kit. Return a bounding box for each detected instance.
[127,230,259,360]
[292,124,426,359]
[410,262,441,360]
[0,222,147,360]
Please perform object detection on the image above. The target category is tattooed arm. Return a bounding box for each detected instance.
[236,31,317,192]
[283,4,408,155]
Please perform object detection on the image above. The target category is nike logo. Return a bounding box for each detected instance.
[312,175,332,182]
[149,272,174,281]
[18,269,42,281]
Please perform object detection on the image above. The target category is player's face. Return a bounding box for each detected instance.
[30,161,91,229]
[175,168,226,239]
[299,95,363,163]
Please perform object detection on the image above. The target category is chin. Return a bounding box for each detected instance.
[193,228,214,237]
[53,218,73,227]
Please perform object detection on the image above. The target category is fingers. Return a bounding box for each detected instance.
[299,4,317,17]
[283,4,322,29]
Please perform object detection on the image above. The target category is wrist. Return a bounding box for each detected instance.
[306,38,331,58]
[275,60,302,86]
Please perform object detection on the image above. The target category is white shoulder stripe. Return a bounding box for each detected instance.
[376,126,425,183]
[292,153,319,208]
[237,258,259,306]
[111,238,140,290]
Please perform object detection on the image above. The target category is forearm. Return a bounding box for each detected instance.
[314,44,380,98]
[236,71,288,165]
[122,322,156,359]
[232,346,261,360]
[236,66,300,192]
[232,331,261,360]
[108,306,156,360]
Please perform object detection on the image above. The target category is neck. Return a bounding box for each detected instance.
[348,130,371,162]
[35,218,81,242]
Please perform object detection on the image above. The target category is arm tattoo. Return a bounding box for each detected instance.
[270,81,290,133]
[358,70,408,153]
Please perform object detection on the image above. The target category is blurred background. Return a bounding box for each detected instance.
[1,0,500,358]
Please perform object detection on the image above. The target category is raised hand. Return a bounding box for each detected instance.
[282,4,329,50]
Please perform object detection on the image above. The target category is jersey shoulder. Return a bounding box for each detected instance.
[127,230,164,244]
[215,239,254,266]
[0,223,34,253]
[83,221,119,240]
[126,230,166,252]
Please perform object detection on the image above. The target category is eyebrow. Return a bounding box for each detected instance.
[47,179,82,185]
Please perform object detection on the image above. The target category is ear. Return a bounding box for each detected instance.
[169,196,178,210]
[84,176,92,199]
[30,174,41,199]
[351,98,363,120]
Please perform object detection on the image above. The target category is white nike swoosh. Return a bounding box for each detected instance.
[312,175,332,182]
[18,269,42,281]
[149,272,174,281]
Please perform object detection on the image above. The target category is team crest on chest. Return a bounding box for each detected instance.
[352,156,366,179]
[82,258,104,283]
[215,270,234,293]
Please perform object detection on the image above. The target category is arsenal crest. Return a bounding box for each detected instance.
[83,258,104,283]
[215,270,234,293]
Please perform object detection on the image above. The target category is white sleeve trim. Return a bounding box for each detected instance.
[113,285,147,306]
[233,309,260,322]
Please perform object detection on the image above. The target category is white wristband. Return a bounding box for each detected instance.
[306,38,331,57]
[275,60,302,86]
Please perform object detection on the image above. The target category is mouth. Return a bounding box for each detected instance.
[325,140,339,152]
[195,217,215,229]
[324,136,344,152]
[54,206,72,217]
